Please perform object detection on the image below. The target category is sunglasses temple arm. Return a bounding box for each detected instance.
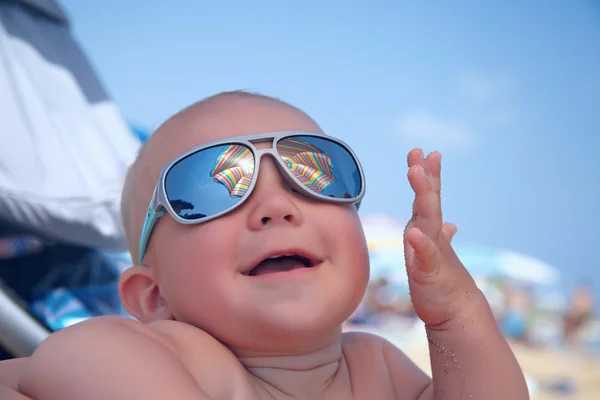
[137,206,164,264]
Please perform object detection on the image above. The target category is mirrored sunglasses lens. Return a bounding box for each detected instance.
[276,136,362,199]
[165,144,255,220]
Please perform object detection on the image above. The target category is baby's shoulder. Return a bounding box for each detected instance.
[147,318,251,387]
[341,330,431,399]
[22,316,250,399]
[131,317,254,396]
[340,331,395,394]
[341,330,391,365]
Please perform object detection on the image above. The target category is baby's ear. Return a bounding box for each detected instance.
[118,265,173,323]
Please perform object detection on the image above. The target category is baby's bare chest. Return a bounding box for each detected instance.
[156,324,397,399]
[187,359,396,400]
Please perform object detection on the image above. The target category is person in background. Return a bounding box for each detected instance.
[500,283,533,344]
[562,282,594,346]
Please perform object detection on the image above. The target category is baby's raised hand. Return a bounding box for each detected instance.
[403,149,480,328]
[401,149,529,400]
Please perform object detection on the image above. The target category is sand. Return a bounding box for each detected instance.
[400,342,600,400]
[344,323,600,399]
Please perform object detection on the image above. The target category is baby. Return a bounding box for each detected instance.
[1,91,529,399]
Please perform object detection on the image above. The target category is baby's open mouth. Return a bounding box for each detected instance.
[248,254,317,276]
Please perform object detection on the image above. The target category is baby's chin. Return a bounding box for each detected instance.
[191,293,358,354]
[222,315,348,356]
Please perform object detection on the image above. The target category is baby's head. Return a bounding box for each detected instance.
[119,91,370,353]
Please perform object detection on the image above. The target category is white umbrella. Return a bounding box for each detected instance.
[454,245,560,286]
[360,215,560,287]
[496,249,560,286]
[0,0,141,250]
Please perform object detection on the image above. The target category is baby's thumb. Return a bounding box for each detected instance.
[441,222,457,243]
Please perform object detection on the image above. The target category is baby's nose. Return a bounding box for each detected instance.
[246,156,304,230]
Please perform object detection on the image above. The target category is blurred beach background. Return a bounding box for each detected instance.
[0,0,599,399]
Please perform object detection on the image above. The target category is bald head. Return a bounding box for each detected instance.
[120,90,322,261]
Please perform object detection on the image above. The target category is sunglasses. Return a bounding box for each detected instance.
[137,131,366,264]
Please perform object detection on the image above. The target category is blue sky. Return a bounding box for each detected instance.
[60,0,600,303]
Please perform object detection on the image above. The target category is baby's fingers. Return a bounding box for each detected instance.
[405,227,441,283]
[425,151,442,196]
[407,149,443,228]
[441,222,458,243]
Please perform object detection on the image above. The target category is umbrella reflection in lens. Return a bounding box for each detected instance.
[277,138,335,193]
[210,145,255,197]
[165,144,255,220]
[277,136,361,199]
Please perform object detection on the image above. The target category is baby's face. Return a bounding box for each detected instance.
[132,97,370,352]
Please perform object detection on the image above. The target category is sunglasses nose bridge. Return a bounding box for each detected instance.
[252,149,304,191]
[254,149,286,176]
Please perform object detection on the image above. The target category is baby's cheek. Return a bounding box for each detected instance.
[332,207,367,251]
[315,203,355,235]
[320,206,369,277]
[160,261,224,325]
[341,210,370,274]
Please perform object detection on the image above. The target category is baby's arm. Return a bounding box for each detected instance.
[419,291,526,399]
[18,317,211,400]
[382,292,527,399]
[0,358,33,399]
[398,149,528,399]
[0,357,28,389]
[0,384,33,399]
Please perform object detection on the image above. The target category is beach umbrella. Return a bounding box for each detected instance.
[211,145,255,197]
[277,138,335,192]
[0,0,141,251]
[452,245,506,277]
[494,249,560,286]
[453,245,560,286]
[360,215,560,287]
